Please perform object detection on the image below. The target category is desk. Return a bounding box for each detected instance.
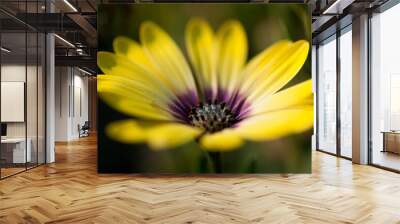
[382,131,400,154]
[1,138,31,163]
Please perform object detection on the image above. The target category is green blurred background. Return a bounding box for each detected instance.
[97,3,312,174]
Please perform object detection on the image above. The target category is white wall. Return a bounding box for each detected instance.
[72,73,89,138]
[55,67,70,141]
[55,67,89,141]
[1,63,46,164]
[1,65,35,138]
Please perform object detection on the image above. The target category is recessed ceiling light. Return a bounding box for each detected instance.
[1,47,11,53]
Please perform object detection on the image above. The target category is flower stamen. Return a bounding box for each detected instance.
[188,102,236,133]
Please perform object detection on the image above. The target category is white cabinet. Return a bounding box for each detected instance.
[1,138,32,163]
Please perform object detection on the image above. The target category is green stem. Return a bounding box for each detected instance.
[209,151,222,173]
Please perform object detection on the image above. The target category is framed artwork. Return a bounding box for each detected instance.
[98,3,312,173]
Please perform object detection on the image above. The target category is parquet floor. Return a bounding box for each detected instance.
[1,135,400,224]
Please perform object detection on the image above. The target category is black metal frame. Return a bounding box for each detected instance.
[367,10,373,166]
[336,22,341,158]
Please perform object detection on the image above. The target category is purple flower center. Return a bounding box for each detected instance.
[169,88,250,133]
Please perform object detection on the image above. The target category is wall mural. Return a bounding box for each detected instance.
[97,3,312,173]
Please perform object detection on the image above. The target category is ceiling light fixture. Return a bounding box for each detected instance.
[322,0,355,15]
[78,67,93,76]
[54,34,75,48]
[63,0,78,12]
[1,47,11,53]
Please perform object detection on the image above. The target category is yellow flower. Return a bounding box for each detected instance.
[97,18,313,151]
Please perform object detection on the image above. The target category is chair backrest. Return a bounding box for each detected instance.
[82,121,90,129]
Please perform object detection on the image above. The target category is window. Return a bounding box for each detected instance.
[317,36,337,154]
[339,28,352,158]
[371,3,400,171]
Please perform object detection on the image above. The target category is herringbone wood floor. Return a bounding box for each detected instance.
[1,135,400,224]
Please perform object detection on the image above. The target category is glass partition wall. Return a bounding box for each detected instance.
[316,26,352,159]
[0,3,46,179]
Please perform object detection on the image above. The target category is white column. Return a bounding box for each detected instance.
[352,14,369,164]
[46,32,55,163]
[45,1,56,163]
[55,67,73,141]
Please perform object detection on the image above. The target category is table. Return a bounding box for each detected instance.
[381,131,400,154]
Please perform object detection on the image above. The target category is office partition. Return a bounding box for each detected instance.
[0,0,47,179]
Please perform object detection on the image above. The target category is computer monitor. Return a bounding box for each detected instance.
[1,123,7,137]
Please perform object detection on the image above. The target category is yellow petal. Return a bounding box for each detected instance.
[98,74,170,103]
[98,75,174,121]
[236,106,313,141]
[240,40,292,92]
[216,20,248,92]
[105,120,147,144]
[200,129,243,151]
[106,120,202,150]
[185,18,217,97]
[113,36,154,69]
[250,79,313,115]
[112,37,178,93]
[241,40,309,103]
[140,21,197,94]
[97,51,176,99]
[146,123,202,150]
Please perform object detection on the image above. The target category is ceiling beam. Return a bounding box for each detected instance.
[55,55,97,72]
[67,13,97,46]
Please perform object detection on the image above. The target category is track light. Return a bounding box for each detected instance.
[78,67,93,76]
[322,0,342,14]
[322,0,355,15]
[63,0,78,12]
[54,34,75,48]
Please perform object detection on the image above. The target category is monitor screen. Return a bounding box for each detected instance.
[1,123,7,137]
